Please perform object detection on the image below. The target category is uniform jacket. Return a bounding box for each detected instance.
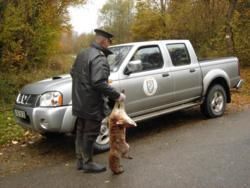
[71,42,120,121]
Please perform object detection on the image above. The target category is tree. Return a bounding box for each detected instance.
[98,0,135,43]
[102,0,249,66]
[72,33,95,53]
[131,0,169,41]
[225,0,238,54]
[0,0,86,72]
[232,0,250,66]
[131,0,229,57]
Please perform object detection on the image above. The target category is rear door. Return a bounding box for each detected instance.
[119,44,174,117]
[166,43,202,104]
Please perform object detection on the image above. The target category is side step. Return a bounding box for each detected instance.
[133,102,199,123]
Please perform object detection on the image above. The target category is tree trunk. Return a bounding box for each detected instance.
[160,0,166,13]
[225,0,238,55]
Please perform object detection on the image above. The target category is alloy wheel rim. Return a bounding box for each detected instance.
[95,124,109,145]
[211,91,224,113]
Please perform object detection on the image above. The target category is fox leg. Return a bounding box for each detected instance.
[109,150,124,174]
[121,143,133,160]
[122,154,133,159]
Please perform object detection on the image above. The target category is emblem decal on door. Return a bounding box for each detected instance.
[143,77,158,96]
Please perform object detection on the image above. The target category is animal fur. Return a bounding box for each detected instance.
[108,101,136,174]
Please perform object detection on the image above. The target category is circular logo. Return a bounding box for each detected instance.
[143,77,158,96]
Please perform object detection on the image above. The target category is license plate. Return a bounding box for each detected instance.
[14,109,26,119]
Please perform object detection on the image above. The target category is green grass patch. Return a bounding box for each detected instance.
[0,111,25,145]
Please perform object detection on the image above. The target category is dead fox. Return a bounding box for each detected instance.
[108,101,137,174]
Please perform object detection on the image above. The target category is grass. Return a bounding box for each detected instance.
[0,111,25,145]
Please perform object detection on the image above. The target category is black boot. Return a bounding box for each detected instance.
[82,162,106,173]
[76,159,83,170]
[82,134,106,173]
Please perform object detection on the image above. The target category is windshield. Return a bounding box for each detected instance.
[108,45,132,72]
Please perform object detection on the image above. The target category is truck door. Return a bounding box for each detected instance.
[119,45,174,117]
[166,43,202,103]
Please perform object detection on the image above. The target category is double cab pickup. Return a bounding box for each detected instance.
[14,40,243,152]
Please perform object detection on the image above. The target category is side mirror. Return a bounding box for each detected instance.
[124,60,142,75]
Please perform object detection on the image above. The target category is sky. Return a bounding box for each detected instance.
[68,0,108,35]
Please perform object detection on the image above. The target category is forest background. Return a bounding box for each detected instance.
[0,0,249,144]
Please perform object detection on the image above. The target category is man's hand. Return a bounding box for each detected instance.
[117,93,126,102]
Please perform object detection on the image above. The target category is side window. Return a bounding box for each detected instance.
[130,46,164,73]
[166,44,191,66]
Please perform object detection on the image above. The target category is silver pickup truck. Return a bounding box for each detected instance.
[14,40,243,152]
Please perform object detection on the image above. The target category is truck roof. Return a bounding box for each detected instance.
[110,40,190,47]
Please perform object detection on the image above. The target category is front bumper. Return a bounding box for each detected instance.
[13,104,75,133]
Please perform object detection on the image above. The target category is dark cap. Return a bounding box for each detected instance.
[94,29,114,39]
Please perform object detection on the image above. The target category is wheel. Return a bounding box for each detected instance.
[201,84,227,118]
[93,118,110,153]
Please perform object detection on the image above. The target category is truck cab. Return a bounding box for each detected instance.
[112,40,203,118]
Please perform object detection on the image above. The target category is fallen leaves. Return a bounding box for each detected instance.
[12,141,18,145]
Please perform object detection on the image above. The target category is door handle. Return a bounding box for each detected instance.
[162,73,170,77]
[190,68,196,73]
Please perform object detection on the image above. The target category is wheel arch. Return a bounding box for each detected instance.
[203,70,231,103]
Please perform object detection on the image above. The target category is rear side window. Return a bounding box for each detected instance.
[166,44,191,66]
[131,46,164,72]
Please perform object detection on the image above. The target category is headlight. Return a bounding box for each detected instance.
[39,91,63,107]
[16,93,21,103]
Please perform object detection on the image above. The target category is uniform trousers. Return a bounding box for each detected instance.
[75,118,101,163]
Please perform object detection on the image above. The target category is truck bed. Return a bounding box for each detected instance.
[199,56,240,89]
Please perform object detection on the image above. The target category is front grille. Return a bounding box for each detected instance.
[16,93,39,107]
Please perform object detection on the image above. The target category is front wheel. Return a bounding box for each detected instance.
[94,118,110,153]
[201,84,227,118]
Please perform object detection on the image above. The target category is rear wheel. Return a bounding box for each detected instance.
[201,84,227,118]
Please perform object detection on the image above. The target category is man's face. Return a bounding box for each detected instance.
[102,38,112,49]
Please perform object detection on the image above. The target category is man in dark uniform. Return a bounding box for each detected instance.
[70,29,125,173]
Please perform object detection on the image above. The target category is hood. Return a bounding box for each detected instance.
[21,74,72,95]
[20,72,119,106]
[21,71,118,95]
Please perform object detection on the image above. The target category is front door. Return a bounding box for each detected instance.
[119,45,174,117]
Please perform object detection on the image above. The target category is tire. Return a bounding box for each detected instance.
[93,118,110,153]
[201,84,227,118]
